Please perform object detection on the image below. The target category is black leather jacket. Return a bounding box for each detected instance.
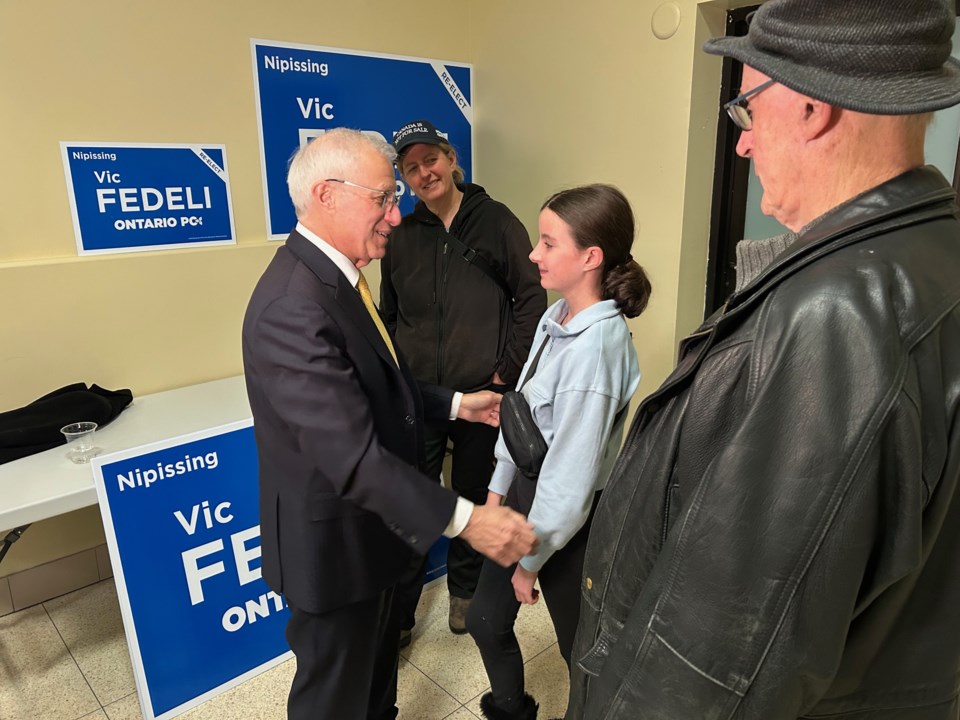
[570,167,960,720]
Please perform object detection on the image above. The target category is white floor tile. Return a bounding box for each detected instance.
[0,604,101,720]
[45,580,136,706]
[78,711,109,720]
[404,582,558,704]
[177,657,294,719]
[443,707,481,719]
[103,692,143,720]
[464,644,570,719]
[522,643,570,718]
[6,574,566,720]
[397,657,461,720]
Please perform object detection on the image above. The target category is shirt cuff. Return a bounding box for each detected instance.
[519,553,546,573]
[443,497,474,537]
[488,462,516,496]
[449,391,463,420]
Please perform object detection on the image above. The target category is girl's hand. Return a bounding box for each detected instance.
[512,565,540,604]
[486,491,505,507]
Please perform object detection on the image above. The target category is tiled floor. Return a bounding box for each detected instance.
[0,577,569,719]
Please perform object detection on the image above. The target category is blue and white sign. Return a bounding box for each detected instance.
[425,535,450,584]
[92,421,290,720]
[61,142,236,255]
[251,40,473,239]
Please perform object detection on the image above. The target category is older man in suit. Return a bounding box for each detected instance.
[242,128,538,720]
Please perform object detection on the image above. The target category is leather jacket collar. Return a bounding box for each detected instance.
[731,166,956,313]
[642,166,957,419]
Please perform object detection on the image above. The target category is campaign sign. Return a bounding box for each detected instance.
[61,142,236,255]
[251,40,473,239]
[92,421,291,720]
[425,535,450,584]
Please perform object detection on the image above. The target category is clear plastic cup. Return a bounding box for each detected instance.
[61,421,103,464]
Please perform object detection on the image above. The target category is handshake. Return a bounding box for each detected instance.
[455,389,538,565]
[461,502,538,566]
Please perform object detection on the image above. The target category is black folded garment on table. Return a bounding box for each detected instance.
[0,383,133,464]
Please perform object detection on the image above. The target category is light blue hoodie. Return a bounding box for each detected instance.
[489,298,641,572]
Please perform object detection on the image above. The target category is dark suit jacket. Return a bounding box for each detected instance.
[242,230,458,615]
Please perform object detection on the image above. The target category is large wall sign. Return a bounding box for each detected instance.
[61,142,236,255]
[251,40,473,239]
[93,421,290,720]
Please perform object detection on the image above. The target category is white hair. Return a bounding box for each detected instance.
[287,129,397,218]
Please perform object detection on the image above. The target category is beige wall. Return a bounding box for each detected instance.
[1,0,735,575]
[469,0,732,398]
[0,0,473,404]
[0,0,474,574]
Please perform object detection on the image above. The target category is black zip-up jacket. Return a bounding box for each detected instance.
[570,167,960,719]
[381,183,546,391]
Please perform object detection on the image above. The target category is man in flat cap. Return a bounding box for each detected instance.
[568,1,960,718]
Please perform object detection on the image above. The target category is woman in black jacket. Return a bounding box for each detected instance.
[381,119,546,641]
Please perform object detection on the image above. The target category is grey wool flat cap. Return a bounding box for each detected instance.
[704,0,960,114]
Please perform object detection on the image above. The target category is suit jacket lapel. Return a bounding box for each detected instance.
[285,230,407,374]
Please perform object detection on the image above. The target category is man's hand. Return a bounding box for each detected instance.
[512,565,540,604]
[460,504,538,566]
[491,371,506,386]
[458,390,501,427]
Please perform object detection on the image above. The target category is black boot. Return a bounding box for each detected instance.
[479,692,538,720]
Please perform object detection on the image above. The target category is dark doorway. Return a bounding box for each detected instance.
[704,5,757,317]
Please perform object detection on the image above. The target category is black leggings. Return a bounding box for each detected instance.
[466,493,600,712]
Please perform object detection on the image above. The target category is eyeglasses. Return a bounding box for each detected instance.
[722,79,776,131]
[326,179,401,209]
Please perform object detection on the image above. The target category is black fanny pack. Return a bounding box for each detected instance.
[500,336,549,479]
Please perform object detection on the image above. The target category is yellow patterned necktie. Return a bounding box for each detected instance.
[356,271,399,366]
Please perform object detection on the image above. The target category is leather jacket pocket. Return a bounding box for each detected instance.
[577,624,619,679]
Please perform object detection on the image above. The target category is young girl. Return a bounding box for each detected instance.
[466,184,652,720]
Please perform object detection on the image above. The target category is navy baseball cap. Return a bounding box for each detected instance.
[392,120,448,155]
